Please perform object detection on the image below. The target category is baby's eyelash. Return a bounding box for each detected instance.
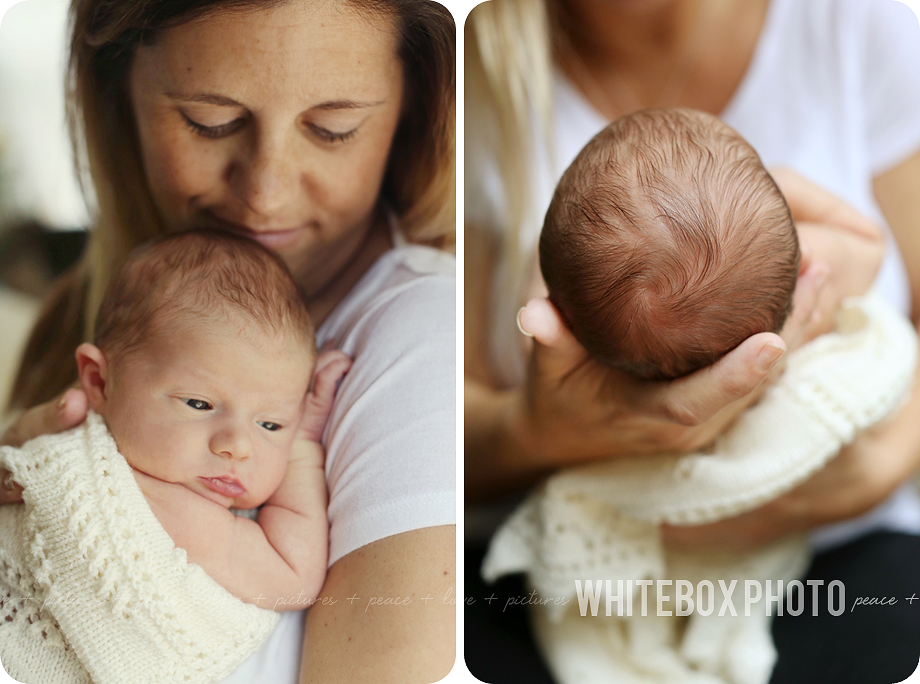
[182,398,213,411]
[257,421,282,432]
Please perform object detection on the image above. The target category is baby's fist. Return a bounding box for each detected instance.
[299,350,352,443]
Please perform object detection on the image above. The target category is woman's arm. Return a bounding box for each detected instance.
[295,267,455,682]
[300,525,455,684]
[664,150,920,550]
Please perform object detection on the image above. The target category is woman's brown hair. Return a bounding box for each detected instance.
[8,0,455,411]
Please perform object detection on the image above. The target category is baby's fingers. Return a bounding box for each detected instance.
[781,261,830,350]
[301,350,352,442]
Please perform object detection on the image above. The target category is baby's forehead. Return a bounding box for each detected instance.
[115,314,314,402]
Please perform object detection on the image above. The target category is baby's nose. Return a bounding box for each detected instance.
[209,427,252,461]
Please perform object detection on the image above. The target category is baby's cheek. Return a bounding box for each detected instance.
[263,450,291,497]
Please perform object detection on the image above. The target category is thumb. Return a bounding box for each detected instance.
[519,298,590,380]
[634,333,785,426]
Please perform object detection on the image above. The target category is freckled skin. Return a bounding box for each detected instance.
[128,2,405,302]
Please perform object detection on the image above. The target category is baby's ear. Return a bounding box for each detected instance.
[798,232,813,277]
[75,343,109,411]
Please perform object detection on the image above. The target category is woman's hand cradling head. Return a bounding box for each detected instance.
[510,261,828,473]
[0,388,89,504]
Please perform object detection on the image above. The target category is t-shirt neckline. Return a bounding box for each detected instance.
[555,0,785,126]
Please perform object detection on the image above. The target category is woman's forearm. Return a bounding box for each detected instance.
[300,526,455,684]
[465,377,550,502]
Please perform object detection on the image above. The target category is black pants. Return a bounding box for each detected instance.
[465,532,920,684]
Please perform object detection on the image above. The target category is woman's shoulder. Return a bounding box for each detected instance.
[770,0,917,44]
[316,244,455,357]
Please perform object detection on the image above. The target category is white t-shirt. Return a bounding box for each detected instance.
[219,240,456,683]
[466,0,920,543]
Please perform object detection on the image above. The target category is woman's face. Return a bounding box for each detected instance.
[129,1,404,297]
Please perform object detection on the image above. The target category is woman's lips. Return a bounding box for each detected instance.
[200,476,246,498]
[201,214,310,250]
[246,228,303,250]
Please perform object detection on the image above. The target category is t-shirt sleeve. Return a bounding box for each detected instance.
[321,275,456,566]
[860,0,920,174]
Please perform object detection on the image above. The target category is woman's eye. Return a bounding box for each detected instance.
[182,398,213,411]
[309,124,358,144]
[182,113,245,140]
[258,421,282,432]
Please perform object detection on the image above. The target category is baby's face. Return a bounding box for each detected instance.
[101,319,313,509]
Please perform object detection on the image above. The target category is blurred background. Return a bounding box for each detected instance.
[0,0,89,413]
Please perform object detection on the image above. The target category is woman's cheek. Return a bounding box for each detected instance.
[139,122,223,223]
[338,132,398,211]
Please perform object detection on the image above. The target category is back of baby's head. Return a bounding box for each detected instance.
[94,230,315,363]
[540,108,799,379]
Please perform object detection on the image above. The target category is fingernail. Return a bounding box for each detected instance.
[58,395,68,410]
[516,307,533,337]
[756,343,785,372]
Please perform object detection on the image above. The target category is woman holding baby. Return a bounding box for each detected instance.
[1,0,455,682]
[466,0,920,682]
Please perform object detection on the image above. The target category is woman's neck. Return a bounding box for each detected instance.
[303,209,393,328]
[554,0,768,118]
[558,0,706,65]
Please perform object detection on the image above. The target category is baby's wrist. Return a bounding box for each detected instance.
[287,439,325,468]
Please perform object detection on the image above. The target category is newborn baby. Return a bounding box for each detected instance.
[0,230,346,684]
[540,107,800,379]
[81,229,331,605]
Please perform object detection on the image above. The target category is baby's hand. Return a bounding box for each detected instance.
[297,349,353,446]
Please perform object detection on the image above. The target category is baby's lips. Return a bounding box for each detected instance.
[199,476,246,498]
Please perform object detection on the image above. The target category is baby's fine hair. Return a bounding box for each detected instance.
[540,108,799,379]
[94,230,315,360]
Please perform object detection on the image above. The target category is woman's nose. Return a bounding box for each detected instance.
[209,425,252,462]
[232,127,302,218]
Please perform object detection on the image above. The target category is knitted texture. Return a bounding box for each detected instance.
[0,411,278,684]
[483,294,918,684]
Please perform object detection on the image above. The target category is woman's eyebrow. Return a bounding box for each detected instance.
[166,92,243,107]
[312,99,386,111]
[165,94,385,111]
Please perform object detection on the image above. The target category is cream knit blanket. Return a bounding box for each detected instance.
[0,411,278,684]
[482,294,918,684]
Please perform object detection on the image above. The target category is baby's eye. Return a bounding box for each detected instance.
[258,421,282,432]
[182,398,213,411]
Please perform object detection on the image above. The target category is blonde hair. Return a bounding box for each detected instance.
[9,0,454,411]
[465,0,555,340]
